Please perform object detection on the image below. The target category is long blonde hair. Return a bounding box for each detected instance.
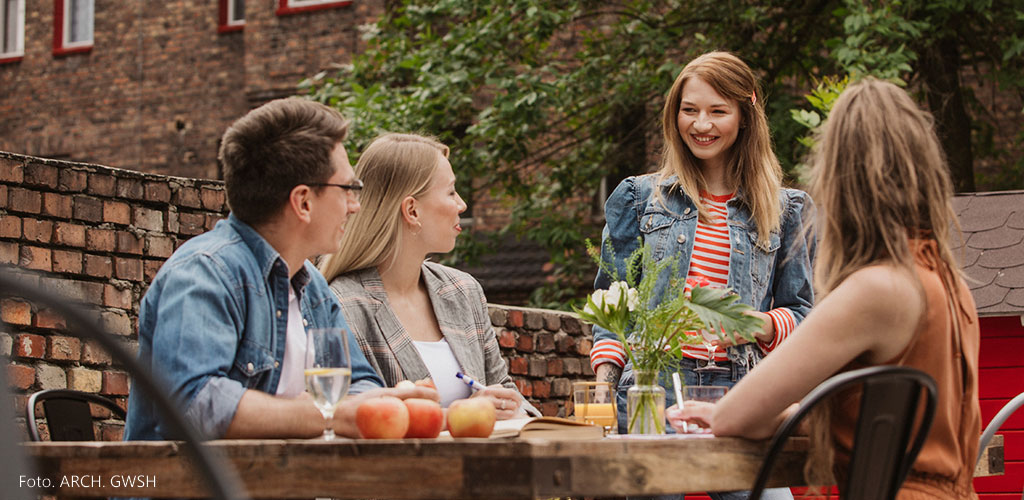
[658,51,783,248]
[803,77,964,488]
[319,133,449,282]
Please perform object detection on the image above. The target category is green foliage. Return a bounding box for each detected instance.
[574,241,762,376]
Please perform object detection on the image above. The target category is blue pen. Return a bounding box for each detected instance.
[455,372,542,417]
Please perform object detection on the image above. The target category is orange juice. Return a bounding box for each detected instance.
[574,403,616,428]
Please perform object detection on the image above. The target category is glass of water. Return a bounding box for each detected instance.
[304,328,351,440]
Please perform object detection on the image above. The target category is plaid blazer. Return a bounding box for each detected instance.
[328,261,515,391]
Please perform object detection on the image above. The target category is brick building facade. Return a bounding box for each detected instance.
[0,0,381,180]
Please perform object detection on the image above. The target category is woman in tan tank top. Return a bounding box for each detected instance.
[666,78,981,499]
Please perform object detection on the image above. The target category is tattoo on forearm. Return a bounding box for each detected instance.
[602,366,622,392]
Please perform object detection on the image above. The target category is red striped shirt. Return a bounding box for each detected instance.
[590,192,797,371]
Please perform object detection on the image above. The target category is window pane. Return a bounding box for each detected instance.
[231,0,244,23]
[68,0,94,44]
[3,0,15,53]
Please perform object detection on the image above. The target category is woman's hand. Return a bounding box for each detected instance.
[666,400,716,433]
[470,384,522,420]
[712,311,774,348]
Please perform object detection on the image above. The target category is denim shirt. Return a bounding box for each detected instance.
[594,174,816,375]
[125,214,384,441]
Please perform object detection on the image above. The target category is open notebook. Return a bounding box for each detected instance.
[487,416,606,440]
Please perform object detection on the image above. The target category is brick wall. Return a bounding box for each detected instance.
[0,1,383,180]
[1,151,595,440]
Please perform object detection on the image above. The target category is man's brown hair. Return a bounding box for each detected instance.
[218,98,350,225]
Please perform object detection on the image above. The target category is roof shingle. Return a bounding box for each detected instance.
[956,190,1024,316]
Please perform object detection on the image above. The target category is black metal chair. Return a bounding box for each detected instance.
[749,365,938,500]
[977,391,1024,500]
[26,389,126,441]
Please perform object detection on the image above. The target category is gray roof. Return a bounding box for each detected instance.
[953,190,1024,317]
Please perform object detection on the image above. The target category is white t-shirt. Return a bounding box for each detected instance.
[412,338,471,407]
[275,285,309,397]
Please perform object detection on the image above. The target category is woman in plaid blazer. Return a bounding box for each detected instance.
[320,133,522,418]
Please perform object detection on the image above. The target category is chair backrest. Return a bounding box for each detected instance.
[26,389,126,442]
[750,365,938,500]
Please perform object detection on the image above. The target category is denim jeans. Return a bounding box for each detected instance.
[616,358,794,500]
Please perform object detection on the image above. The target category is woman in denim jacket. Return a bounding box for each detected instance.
[590,52,814,500]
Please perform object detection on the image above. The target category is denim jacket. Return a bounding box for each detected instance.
[125,214,383,441]
[593,174,816,376]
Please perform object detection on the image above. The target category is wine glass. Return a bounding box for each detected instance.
[304,328,352,440]
[693,330,730,373]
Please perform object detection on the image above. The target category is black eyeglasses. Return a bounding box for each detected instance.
[308,179,364,199]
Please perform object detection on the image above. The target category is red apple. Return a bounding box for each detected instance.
[446,397,496,438]
[403,398,445,438]
[356,396,410,439]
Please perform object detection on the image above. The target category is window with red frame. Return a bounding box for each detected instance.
[1,0,25,63]
[218,0,244,33]
[53,0,93,56]
[276,0,351,16]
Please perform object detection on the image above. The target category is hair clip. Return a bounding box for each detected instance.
[751,90,757,106]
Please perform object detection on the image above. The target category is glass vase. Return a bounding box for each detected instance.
[626,370,666,434]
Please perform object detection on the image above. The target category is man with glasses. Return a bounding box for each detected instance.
[126,98,437,441]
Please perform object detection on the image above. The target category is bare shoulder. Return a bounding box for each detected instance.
[832,265,924,342]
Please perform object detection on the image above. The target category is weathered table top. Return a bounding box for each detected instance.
[22,434,1004,499]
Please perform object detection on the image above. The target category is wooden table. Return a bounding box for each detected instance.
[23,434,1004,499]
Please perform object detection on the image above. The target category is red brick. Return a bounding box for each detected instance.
[99,424,125,442]
[532,379,551,398]
[546,358,564,376]
[42,192,73,218]
[73,195,104,222]
[517,334,534,353]
[116,178,145,199]
[143,259,163,282]
[539,401,559,417]
[555,333,575,354]
[563,358,582,376]
[102,371,130,396]
[0,241,17,264]
[507,310,524,328]
[174,186,202,208]
[14,333,45,358]
[200,187,225,211]
[525,311,545,330]
[84,254,113,278]
[133,206,164,231]
[104,284,132,309]
[0,157,24,182]
[24,163,59,188]
[0,184,6,206]
[1,299,32,325]
[178,212,205,235]
[509,357,528,375]
[144,182,171,203]
[81,340,112,366]
[8,187,41,213]
[205,213,222,230]
[19,245,51,271]
[59,168,88,192]
[497,329,516,348]
[114,257,143,281]
[0,214,21,238]
[52,249,83,274]
[21,217,53,243]
[48,336,82,361]
[54,222,87,247]
[116,231,144,254]
[87,173,117,196]
[146,234,175,258]
[543,313,562,332]
[86,228,116,252]
[561,316,582,334]
[35,308,68,329]
[103,200,131,225]
[7,364,35,390]
[515,378,533,397]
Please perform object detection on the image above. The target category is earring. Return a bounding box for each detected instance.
[410,222,423,236]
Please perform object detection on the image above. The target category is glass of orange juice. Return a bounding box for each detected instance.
[572,381,616,434]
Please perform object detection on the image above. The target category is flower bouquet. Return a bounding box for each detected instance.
[575,240,763,434]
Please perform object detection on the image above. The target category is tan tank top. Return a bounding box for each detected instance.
[831,240,981,499]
